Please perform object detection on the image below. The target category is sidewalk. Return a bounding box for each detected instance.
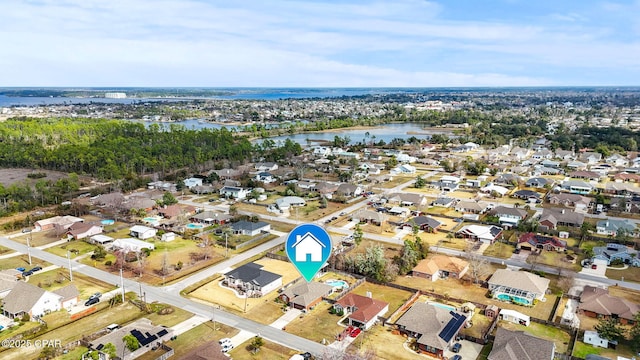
[269,308,301,330]
[171,314,210,336]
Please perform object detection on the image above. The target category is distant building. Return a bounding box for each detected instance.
[104,92,127,98]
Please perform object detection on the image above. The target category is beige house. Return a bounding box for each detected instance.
[411,255,469,282]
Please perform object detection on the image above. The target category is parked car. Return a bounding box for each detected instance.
[218,338,232,346]
[89,292,102,300]
[452,342,462,353]
[349,327,361,338]
[85,297,100,306]
[22,270,33,277]
[221,343,234,352]
[30,266,43,272]
[451,355,462,360]
[16,267,26,272]
[591,264,598,270]
[21,228,31,233]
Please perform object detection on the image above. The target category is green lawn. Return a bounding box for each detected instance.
[0,255,50,272]
[350,282,412,315]
[573,340,636,359]
[607,266,640,282]
[26,271,115,298]
[284,302,343,343]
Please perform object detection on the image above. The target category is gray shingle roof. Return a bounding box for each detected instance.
[488,327,555,360]
[2,282,48,316]
[488,269,550,296]
[281,282,334,308]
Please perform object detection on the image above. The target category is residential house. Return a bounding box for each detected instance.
[219,186,248,200]
[517,233,567,252]
[456,225,503,244]
[396,153,417,163]
[255,162,278,172]
[411,255,469,281]
[279,282,334,311]
[404,216,443,232]
[548,193,591,208]
[389,206,410,217]
[579,152,603,165]
[435,175,461,192]
[333,293,389,330]
[112,238,155,252]
[91,192,125,208]
[579,286,640,325]
[0,269,21,298]
[510,147,531,160]
[190,211,232,225]
[2,282,62,319]
[146,181,176,192]
[391,164,416,174]
[90,234,113,245]
[129,225,157,240]
[34,215,84,232]
[494,173,522,186]
[566,161,588,171]
[296,181,317,191]
[432,197,456,208]
[526,177,551,188]
[223,262,282,297]
[540,159,561,168]
[455,200,488,214]
[67,222,103,240]
[480,184,509,197]
[532,149,553,161]
[596,219,637,237]
[353,210,383,226]
[512,190,542,202]
[488,269,550,303]
[562,179,595,194]
[213,168,241,180]
[603,182,640,197]
[592,243,640,267]
[183,177,203,189]
[395,303,467,357]
[555,149,575,161]
[230,220,270,236]
[612,173,640,182]
[488,327,555,360]
[570,171,601,181]
[275,196,306,210]
[53,284,80,310]
[490,206,528,227]
[254,172,276,184]
[539,209,584,230]
[315,182,339,197]
[161,232,176,242]
[534,165,562,175]
[336,183,363,198]
[385,192,426,207]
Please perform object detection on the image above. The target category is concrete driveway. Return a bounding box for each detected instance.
[579,259,608,278]
[443,339,483,360]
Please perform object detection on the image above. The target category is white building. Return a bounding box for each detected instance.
[584,330,616,349]
[183,177,203,189]
[129,225,157,240]
[112,238,155,252]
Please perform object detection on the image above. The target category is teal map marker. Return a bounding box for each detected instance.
[286,224,332,282]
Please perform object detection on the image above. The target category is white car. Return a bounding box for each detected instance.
[221,343,234,352]
[219,338,232,346]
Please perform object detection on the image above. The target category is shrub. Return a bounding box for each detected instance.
[105,260,113,266]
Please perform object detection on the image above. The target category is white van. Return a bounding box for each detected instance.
[106,324,119,332]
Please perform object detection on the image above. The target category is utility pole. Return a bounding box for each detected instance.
[120,268,125,303]
[26,235,32,265]
[244,291,249,313]
[225,232,229,258]
[67,250,73,281]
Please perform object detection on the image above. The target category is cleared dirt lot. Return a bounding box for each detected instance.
[0,168,70,187]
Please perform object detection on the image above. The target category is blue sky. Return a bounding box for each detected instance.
[1,0,639,87]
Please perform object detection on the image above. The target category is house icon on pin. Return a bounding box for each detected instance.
[291,231,326,262]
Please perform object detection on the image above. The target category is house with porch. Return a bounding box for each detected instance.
[190,211,232,225]
[129,225,157,240]
[596,219,637,237]
[548,193,591,208]
[333,293,389,330]
[454,200,489,214]
[230,220,270,236]
[411,255,469,282]
[279,282,334,311]
[592,243,640,267]
[404,216,443,232]
[67,222,103,240]
[456,225,503,244]
[488,269,550,304]
[490,206,528,227]
[517,233,567,252]
[488,327,555,360]
[562,180,595,194]
[219,186,248,200]
[223,262,282,297]
[538,208,584,230]
[579,286,639,325]
[395,302,467,358]
[2,282,62,319]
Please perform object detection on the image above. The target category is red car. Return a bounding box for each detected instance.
[349,327,361,338]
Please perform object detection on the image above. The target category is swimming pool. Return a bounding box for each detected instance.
[186,223,204,229]
[143,217,160,223]
[496,293,531,305]
[427,302,457,312]
[325,279,348,289]
[101,219,115,225]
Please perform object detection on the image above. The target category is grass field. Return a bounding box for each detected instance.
[607,266,640,283]
[228,338,299,360]
[528,250,582,271]
[0,254,50,271]
[355,326,423,360]
[573,340,636,359]
[499,320,571,354]
[46,240,97,259]
[483,242,516,258]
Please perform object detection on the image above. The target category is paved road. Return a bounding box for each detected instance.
[0,237,327,356]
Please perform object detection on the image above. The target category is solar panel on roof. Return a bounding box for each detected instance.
[157,329,168,337]
[438,312,467,343]
[96,344,104,350]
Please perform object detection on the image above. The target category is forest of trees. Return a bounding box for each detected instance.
[0,117,254,180]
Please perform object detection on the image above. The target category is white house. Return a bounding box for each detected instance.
[129,225,157,240]
[53,284,80,311]
[219,186,248,200]
[183,177,203,189]
[292,232,326,262]
[90,234,114,245]
[112,238,155,252]
[584,330,615,348]
[499,309,530,326]
[161,232,176,242]
[2,282,62,319]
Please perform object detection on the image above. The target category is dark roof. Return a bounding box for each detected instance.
[518,233,566,249]
[525,177,550,186]
[396,303,466,350]
[439,311,466,343]
[224,263,281,286]
[231,220,270,232]
[409,216,442,229]
[513,190,541,198]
